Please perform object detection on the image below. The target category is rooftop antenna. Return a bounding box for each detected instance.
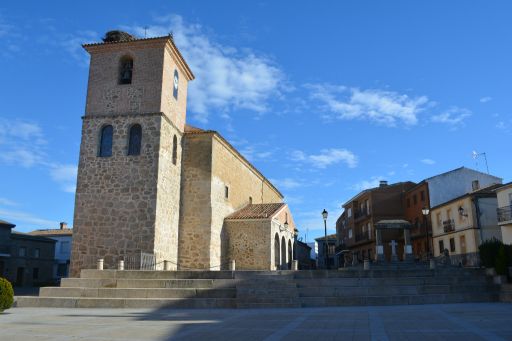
[472,150,489,174]
[143,26,148,38]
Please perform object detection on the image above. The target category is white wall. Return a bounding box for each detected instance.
[427,167,501,208]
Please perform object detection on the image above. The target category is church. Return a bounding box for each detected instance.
[69,31,296,275]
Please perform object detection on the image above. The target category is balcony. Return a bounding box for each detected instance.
[355,231,371,243]
[442,219,455,233]
[354,208,371,221]
[0,244,10,256]
[497,205,512,223]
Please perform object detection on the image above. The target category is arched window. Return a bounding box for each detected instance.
[128,124,142,156]
[119,56,133,85]
[172,135,178,165]
[99,125,113,157]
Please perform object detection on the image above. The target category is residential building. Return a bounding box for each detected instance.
[0,220,56,286]
[315,234,337,269]
[423,167,502,208]
[294,239,313,269]
[404,167,502,259]
[431,184,502,266]
[404,182,431,259]
[496,182,512,244]
[29,222,73,279]
[337,181,416,262]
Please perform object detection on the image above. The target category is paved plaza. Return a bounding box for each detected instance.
[1,303,511,340]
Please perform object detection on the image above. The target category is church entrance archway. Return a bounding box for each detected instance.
[287,239,292,269]
[274,233,280,270]
[281,236,287,269]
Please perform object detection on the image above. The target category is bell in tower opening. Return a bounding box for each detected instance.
[119,56,133,85]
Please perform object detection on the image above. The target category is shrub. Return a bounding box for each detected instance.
[479,238,503,268]
[496,245,509,276]
[0,277,14,312]
[479,239,512,275]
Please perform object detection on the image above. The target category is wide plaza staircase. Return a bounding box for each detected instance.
[15,266,500,309]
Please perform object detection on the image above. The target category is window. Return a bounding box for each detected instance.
[99,125,113,157]
[19,247,26,257]
[172,135,178,165]
[60,241,70,254]
[249,196,253,204]
[449,238,456,252]
[439,240,445,254]
[173,69,179,99]
[436,212,442,227]
[348,229,353,238]
[414,218,419,229]
[365,200,370,214]
[225,186,229,199]
[32,268,39,280]
[119,56,133,84]
[420,191,425,202]
[127,124,142,156]
[413,194,417,205]
[347,208,352,218]
[368,223,372,239]
[34,248,40,258]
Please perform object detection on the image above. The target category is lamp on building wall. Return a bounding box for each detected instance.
[322,209,328,269]
[422,206,430,259]
[458,206,468,217]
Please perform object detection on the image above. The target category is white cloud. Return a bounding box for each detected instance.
[59,30,98,66]
[351,176,386,191]
[0,118,76,193]
[0,198,17,206]
[49,164,78,193]
[421,158,436,165]
[270,178,302,190]
[431,107,471,126]
[128,15,285,123]
[0,208,58,228]
[480,96,492,103]
[307,84,431,126]
[0,120,46,167]
[291,148,358,169]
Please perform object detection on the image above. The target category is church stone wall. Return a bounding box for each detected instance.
[153,119,183,269]
[85,44,165,117]
[224,219,272,270]
[70,113,163,275]
[210,135,283,269]
[178,133,213,270]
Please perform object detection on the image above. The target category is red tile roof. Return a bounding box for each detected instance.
[225,203,285,220]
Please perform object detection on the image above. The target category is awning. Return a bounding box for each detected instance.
[375,219,412,229]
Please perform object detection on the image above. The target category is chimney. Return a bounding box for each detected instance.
[379,180,388,187]
[472,180,480,191]
[60,222,68,230]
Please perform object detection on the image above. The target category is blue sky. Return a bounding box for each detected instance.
[0,1,510,241]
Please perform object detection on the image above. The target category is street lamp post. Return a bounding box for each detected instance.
[422,206,430,259]
[322,209,328,269]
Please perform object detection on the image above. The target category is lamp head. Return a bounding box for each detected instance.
[322,209,328,220]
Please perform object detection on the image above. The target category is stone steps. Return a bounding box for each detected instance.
[299,292,498,307]
[39,287,236,299]
[15,296,237,309]
[14,267,500,309]
[61,278,236,289]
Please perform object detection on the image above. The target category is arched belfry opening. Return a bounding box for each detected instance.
[119,55,133,85]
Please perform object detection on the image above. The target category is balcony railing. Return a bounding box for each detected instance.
[497,205,512,223]
[442,219,455,233]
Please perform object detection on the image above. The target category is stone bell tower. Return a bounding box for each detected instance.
[70,31,194,275]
